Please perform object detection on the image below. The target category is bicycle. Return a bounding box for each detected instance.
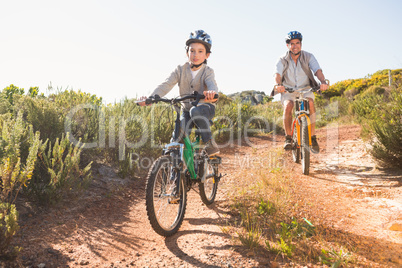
[140,92,224,237]
[286,85,322,175]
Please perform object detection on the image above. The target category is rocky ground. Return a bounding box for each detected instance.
[2,124,401,267]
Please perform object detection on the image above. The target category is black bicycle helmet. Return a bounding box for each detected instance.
[286,31,303,43]
[186,30,212,53]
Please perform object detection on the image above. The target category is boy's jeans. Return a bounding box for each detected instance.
[173,103,215,143]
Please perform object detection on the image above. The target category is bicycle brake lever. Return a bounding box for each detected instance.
[191,92,202,106]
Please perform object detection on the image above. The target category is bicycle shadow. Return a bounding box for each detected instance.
[164,229,230,268]
[165,215,402,267]
[163,198,273,268]
[164,220,271,268]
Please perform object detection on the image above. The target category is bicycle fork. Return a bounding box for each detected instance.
[292,114,313,147]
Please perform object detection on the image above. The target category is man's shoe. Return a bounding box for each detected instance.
[311,135,320,154]
[284,135,292,150]
[204,139,220,156]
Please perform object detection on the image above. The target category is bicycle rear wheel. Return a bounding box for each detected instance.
[300,117,310,175]
[145,155,187,237]
[291,124,300,163]
[198,158,219,205]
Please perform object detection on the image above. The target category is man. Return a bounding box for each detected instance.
[272,31,329,153]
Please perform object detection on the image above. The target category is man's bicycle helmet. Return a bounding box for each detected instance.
[286,31,303,43]
[186,30,212,53]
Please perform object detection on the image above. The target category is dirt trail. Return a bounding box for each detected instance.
[6,125,402,267]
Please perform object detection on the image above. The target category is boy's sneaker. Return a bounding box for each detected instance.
[311,135,319,154]
[204,139,220,156]
[283,135,292,150]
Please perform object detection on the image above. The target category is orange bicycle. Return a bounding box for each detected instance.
[287,86,321,175]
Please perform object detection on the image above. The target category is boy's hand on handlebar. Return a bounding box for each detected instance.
[137,96,151,106]
[203,91,218,102]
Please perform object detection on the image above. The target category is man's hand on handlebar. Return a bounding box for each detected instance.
[320,83,329,91]
[203,90,218,103]
[275,85,286,93]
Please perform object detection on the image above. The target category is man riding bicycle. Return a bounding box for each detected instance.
[271,31,329,153]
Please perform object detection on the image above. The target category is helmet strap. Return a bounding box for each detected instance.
[191,62,204,69]
[191,59,207,69]
[290,51,301,56]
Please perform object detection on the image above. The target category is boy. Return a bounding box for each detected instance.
[138,30,220,156]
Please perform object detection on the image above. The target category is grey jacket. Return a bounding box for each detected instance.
[151,62,219,111]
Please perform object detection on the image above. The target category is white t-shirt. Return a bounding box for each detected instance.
[191,69,201,79]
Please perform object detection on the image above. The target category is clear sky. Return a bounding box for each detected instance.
[1,0,401,104]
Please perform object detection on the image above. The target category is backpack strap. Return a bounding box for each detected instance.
[271,51,318,96]
[299,51,318,88]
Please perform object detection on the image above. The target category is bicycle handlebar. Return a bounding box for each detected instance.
[284,79,330,94]
[140,91,219,106]
[284,86,321,94]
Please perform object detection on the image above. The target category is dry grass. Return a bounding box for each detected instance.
[225,148,357,266]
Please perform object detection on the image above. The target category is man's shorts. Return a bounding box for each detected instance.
[281,91,315,106]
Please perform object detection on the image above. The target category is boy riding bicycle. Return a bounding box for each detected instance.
[138,30,220,156]
[271,31,329,153]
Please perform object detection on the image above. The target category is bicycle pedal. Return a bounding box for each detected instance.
[169,197,180,204]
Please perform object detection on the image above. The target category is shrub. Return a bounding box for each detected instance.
[0,112,41,256]
[2,84,24,107]
[29,134,92,204]
[352,87,402,167]
[14,96,65,144]
[360,85,385,97]
[343,87,359,100]
[103,98,174,177]
[0,203,19,258]
[211,99,282,142]
[369,89,402,167]
[55,90,102,145]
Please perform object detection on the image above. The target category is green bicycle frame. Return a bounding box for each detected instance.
[183,136,195,179]
[183,135,203,180]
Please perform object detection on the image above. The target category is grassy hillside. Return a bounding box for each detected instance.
[0,68,401,258]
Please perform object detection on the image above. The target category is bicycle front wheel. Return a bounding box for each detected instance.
[291,124,300,163]
[300,117,310,175]
[145,155,187,237]
[198,158,219,205]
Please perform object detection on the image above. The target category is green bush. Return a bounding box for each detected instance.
[359,85,385,97]
[14,96,64,143]
[29,134,92,204]
[213,99,270,142]
[2,84,24,107]
[0,203,19,258]
[54,90,102,145]
[0,112,41,256]
[352,87,402,167]
[322,69,401,99]
[102,98,174,177]
[369,89,402,167]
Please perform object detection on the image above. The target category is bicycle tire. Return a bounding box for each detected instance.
[291,124,300,163]
[300,117,310,175]
[198,159,219,205]
[145,155,187,237]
